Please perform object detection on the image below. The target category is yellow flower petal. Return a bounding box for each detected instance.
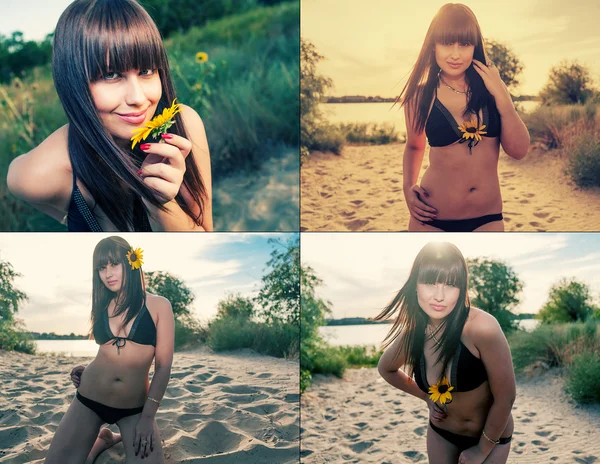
[126,247,144,270]
[195,52,209,64]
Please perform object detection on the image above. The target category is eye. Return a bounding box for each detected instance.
[460,42,470,47]
[102,71,120,81]
[140,68,155,76]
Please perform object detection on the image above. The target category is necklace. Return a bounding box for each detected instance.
[427,325,442,346]
[439,74,469,95]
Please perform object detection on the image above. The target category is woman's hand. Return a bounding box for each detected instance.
[70,365,85,388]
[425,397,447,422]
[406,185,437,223]
[134,416,155,458]
[139,134,191,204]
[458,445,489,464]
[471,59,511,106]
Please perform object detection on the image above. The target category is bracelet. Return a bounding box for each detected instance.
[147,396,163,406]
[482,429,500,445]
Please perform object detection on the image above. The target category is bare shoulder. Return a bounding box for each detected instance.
[145,293,174,318]
[7,124,72,204]
[179,104,209,153]
[464,307,503,341]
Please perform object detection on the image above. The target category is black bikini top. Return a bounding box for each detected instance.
[93,304,156,353]
[425,93,501,147]
[414,340,488,393]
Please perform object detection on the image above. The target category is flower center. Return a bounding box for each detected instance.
[131,255,138,262]
[439,385,449,394]
[466,127,477,133]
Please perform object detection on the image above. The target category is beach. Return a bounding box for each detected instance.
[300,367,600,463]
[0,347,299,463]
[300,144,600,232]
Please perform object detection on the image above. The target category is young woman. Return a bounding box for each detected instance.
[45,236,174,464]
[7,0,212,232]
[400,4,530,232]
[376,242,515,464]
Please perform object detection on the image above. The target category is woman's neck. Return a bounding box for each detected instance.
[439,71,468,93]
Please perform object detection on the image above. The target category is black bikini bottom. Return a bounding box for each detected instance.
[76,391,144,424]
[429,420,512,452]
[428,213,504,232]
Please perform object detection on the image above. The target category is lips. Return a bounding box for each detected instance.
[115,109,148,125]
[107,280,118,285]
[431,304,446,311]
[448,62,462,68]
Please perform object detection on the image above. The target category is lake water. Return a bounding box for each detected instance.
[35,340,98,357]
[322,100,539,130]
[320,319,540,347]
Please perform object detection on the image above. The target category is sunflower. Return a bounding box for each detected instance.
[126,247,144,270]
[428,376,454,405]
[458,120,487,142]
[195,52,209,64]
[130,98,182,149]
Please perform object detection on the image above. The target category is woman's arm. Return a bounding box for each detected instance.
[6,124,72,222]
[471,313,516,457]
[378,334,428,402]
[140,296,175,420]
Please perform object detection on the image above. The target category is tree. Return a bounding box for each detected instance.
[145,271,194,318]
[216,293,255,320]
[0,256,33,353]
[484,38,524,91]
[537,278,598,323]
[539,60,596,105]
[255,235,300,325]
[300,262,332,391]
[467,258,523,333]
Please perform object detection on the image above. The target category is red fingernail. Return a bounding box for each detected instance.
[161,134,173,139]
[140,144,151,150]
[137,169,143,176]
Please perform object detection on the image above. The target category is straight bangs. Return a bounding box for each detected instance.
[83,1,167,82]
[432,10,480,46]
[93,239,126,270]
[416,261,464,288]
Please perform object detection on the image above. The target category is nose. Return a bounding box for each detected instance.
[433,284,445,301]
[450,44,460,59]
[124,75,146,107]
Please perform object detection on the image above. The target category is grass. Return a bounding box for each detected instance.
[522,102,600,188]
[508,320,600,404]
[0,2,299,231]
[207,316,298,359]
[338,122,404,145]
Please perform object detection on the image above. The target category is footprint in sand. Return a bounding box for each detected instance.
[530,221,542,227]
[525,412,537,417]
[345,219,369,231]
[533,212,550,219]
[516,223,523,228]
[535,430,552,437]
[573,456,598,464]
[403,450,427,462]
[520,199,529,204]
[414,426,427,436]
[350,441,374,453]
[524,193,535,198]
[504,217,511,223]
[502,171,516,177]
[319,191,333,198]
[354,422,369,429]
[340,211,356,218]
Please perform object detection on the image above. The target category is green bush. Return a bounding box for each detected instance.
[300,368,312,392]
[174,315,206,351]
[338,123,403,145]
[335,345,381,368]
[565,352,600,404]
[565,133,600,188]
[310,344,346,378]
[0,320,36,354]
[207,316,297,358]
[307,121,344,155]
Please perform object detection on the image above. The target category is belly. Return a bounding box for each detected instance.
[436,381,505,436]
[78,343,155,408]
[420,142,503,219]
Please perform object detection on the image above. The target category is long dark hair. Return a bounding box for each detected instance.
[90,236,146,339]
[53,0,207,231]
[374,242,471,381]
[397,3,495,133]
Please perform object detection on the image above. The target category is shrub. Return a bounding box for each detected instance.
[565,133,600,188]
[565,352,600,404]
[174,315,206,351]
[338,123,402,145]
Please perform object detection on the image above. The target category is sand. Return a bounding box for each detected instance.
[300,367,600,463]
[0,347,299,464]
[301,144,600,232]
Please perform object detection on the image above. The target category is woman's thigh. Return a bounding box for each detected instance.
[427,423,461,464]
[117,413,165,464]
[483,442,511,463]
[45,396,105,464]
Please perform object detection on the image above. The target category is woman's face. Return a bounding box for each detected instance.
[416,281,461,322]
[98,261,124,292]
[90,68,162,146]
[434,41,475,77]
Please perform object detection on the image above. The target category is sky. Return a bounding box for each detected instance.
[301,233,600,319]
[0,0,74,42]
[0,233,296,335]
[301,0,600,97]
